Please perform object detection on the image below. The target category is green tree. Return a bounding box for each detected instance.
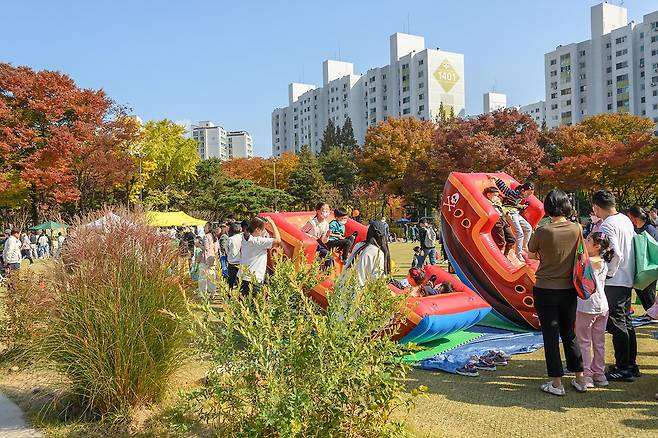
[338,117,358,150]
[319,146,358,201]
[320,119,339,154]
[288,145,328,209]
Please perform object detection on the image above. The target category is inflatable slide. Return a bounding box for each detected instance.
[440,172,544,330]
[262,211,491,344]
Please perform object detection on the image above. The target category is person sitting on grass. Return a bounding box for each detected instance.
[326,207,357,263]
[489,176,535,262]
[411,246,422,268]
[301,202,332,263]
[343,220,390,287]
[484,186,515,258]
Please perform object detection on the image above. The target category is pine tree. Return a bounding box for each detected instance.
[319,146,358,200]
[448,105,455,119]
[287,145,328,209]
[338,117,358,150]
[320,119,339,154]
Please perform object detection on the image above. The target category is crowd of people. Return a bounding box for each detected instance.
[526,188,657,396]
[1,228,66,282]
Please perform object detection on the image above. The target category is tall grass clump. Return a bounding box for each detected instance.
[179,256,422,437]
[40,208,192,421]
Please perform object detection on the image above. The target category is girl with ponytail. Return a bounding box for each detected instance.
[574,231,614,388]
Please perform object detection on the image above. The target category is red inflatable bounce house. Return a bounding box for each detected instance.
[440,172,544,330]
[261,211,491,343]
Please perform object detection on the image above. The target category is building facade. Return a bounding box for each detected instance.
[483,92,507,113]
[192,121,253,160]
[227,131,253,159]
[544,2,658,129]
[519,100,547,127]
[272,33,465,156]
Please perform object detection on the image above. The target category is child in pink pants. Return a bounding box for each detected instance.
[575,232,613,388]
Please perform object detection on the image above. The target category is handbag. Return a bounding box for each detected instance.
[573,231,597,300]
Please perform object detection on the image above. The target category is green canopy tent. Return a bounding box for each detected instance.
[29,221,70,231]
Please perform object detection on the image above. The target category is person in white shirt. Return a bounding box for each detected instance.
[226,222,243,288]
[3,228,22,271]
[198,223,218,297]
[37,231,50,258]
[20,233,33,264]
[343,220,391,287]
[239,216,281,296]
[592,190,638,381]
[57,232,66,258]
[301,202,332,264]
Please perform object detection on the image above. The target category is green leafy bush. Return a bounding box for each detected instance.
[181,256,418,437]
[38,210,192,421]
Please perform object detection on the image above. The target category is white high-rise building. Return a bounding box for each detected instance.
[272,32,465,156]
[227,131,253,159]
[544,2,658,129]
[192,121,253,160]
[519,101,547,127]
[483,92,507,113]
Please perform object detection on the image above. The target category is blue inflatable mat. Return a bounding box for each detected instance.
[416,326,544,374]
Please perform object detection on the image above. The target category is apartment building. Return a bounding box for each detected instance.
[271,32,465,155]
[483,92,507,113]
[519,100,547,127]
[192,121,253,160]
[544,2,658,128]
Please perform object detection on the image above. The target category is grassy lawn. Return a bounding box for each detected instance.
[2,251,658,437]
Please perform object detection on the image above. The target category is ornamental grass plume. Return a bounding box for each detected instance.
[40,207,192,422]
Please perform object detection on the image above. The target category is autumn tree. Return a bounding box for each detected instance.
[406,109,544,206]
[222,152,298,190]
[540,113,658,207]
[0,63,113,221]
[140,119,199,209]
[357,117,435,196]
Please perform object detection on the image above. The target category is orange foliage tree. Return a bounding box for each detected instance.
[222,153,298,190]
[540,113,658,207]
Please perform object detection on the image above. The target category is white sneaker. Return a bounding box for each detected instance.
[571,379,588,393]
[541,381,565,396]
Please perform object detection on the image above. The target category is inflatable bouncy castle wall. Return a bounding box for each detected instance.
[261,211,491,343]
[441,172,544,330]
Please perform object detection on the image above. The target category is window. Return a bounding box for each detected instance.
[565,99,572,106]
[605,42,611,48]
[402,75,408,81]
[418,71,423,78]
[550,70,557,77]
[551,92,557,99]
[370,87,375,93]
[616,61,628,69]
[550,59,556,65]
[418,59,424,66]
[551,103,558,110]
[418,105,425,112]
[654,104,658,110]
[419,93,424,100]
[617,74,628,81]
[403,86,409,92]
[560,88,571,95]
[579,50,586,56]
[615,36,627,44]
[402,63,409,69]
[607,79,613,85]
[402,108,410,115]
[418,82,424,88]
[382,74,387,80]
[579,74,586,80]
[608,103,613,110]
[580,85,587,92]
[615,49,628,57]
[652,36,658,43]
[579,62,586,69]
[606,67,612,73]
[402,96,409,103]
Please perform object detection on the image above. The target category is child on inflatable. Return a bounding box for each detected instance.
[326,207,357,263]
[301,202,332,264]
[484,186,515,257]
[489,176,535,261]
[406,268,456,297]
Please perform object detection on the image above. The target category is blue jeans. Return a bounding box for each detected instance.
[419,248,437,266]
[510,213,532,258]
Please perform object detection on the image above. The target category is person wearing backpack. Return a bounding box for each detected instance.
[627,206,658,311]
[417,218,437,266]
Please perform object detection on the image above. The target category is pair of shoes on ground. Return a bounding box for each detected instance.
[606,364,640,381]
[456,351,512,376]
[540,379,588,396]
[582,376,609,388]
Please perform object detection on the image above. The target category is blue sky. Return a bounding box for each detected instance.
[1,1,656,156]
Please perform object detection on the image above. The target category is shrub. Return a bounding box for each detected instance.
[38,209,192,421]
[180,256,418,437]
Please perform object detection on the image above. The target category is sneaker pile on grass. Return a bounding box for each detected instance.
[456,350,511,377]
